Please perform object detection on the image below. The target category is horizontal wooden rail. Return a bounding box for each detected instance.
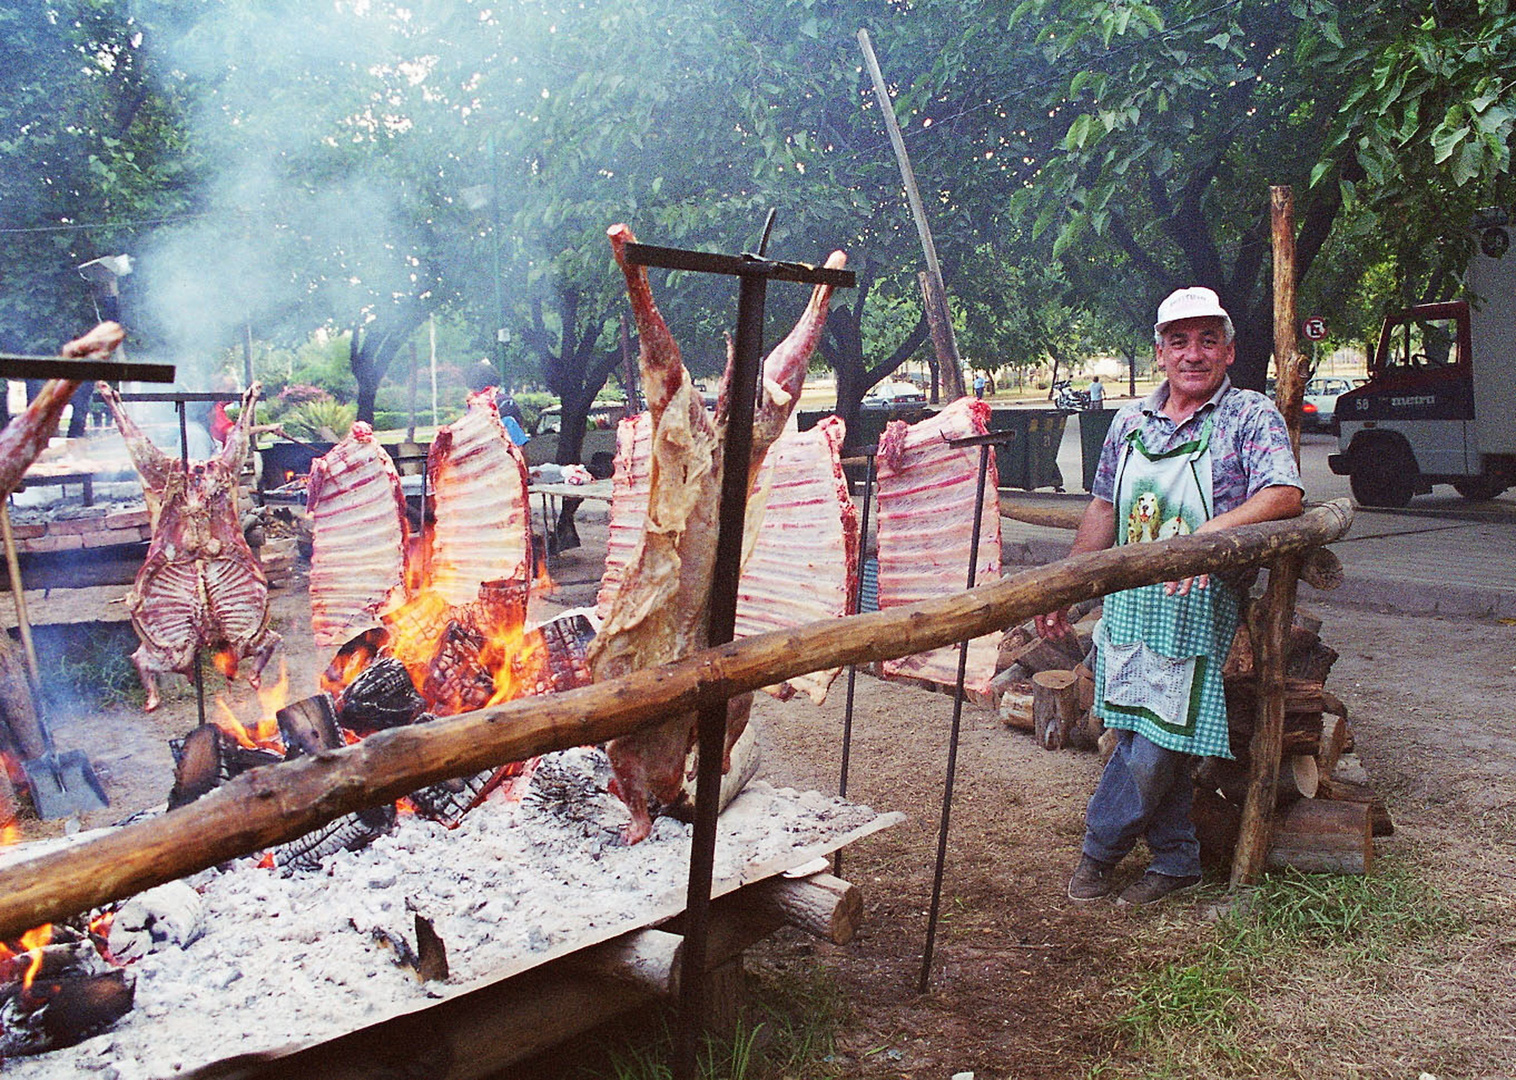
[0,500,1352,938]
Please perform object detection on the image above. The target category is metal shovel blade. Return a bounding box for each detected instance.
[22,749,109,819]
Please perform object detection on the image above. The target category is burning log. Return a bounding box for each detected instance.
[272,803,398,872]
[338,657,428,734]
[278,693,344,757]
[0,501,1353,938]
[0,970,135,1057]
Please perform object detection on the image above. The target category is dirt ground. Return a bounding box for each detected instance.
[21,501,1516,1080]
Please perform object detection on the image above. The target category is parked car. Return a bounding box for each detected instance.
[862,380,926,407]
[1303,376,1355,432]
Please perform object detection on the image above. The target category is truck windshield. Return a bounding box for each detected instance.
[1383,316,1461,377]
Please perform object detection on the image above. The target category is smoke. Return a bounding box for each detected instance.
[128,0,498,388]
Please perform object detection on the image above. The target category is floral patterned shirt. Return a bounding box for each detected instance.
[1090,377,1302,514]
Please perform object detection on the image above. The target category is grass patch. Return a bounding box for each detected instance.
[552,961,848,1080]
[1103,861,1465,1077]
[13,623,144,710]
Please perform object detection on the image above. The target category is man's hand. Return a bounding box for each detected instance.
[1035,608,1076,641]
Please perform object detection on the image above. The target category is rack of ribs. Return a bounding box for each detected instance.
[96,381,280,711]
[426,389,532,607]
[589,223,845,843]
[306,422,411,647]
[874,396,1003,695]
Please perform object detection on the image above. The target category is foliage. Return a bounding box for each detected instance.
[278,399,357,442]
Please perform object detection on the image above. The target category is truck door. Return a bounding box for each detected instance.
[1337,302,1474,476]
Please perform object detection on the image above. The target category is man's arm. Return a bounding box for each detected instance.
[1195,483,1302,533]
[1034,497,1115,640]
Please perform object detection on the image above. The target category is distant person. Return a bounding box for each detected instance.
[466,359,527,444]
[973,372,987,399]
[1087,374,1105,409]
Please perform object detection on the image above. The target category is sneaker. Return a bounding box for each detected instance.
[1115,870,1203,907]
[1066,855,1117,901]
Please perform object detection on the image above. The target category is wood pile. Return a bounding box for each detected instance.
[991,599,1391,876]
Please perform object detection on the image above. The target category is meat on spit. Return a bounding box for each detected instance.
[0,322,125,499]
[306,421,411,647]
[96,381,280,710]
[590,224,844,843]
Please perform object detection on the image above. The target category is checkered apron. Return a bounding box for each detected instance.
[1093,418,1238,758]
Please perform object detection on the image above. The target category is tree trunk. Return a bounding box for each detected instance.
[1032,669,1080,751]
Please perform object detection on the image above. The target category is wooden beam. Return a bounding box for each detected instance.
[0,502,1352,938]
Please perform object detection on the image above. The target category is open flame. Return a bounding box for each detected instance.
[0,924,56,993]
[212,660,290,753]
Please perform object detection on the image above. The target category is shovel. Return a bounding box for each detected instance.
[0,501,109,818]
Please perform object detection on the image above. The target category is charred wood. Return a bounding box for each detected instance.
[168,725,224,810]
[0,970,134,1057]
[337,658,425,734]
[277,694,343,758]
[271,804,397,873]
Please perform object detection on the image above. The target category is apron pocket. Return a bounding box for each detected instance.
[1099,622,1199,730]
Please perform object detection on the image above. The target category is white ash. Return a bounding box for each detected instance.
[3,747,899,1079]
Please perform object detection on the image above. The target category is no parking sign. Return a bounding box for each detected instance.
[1301,316,1327,341]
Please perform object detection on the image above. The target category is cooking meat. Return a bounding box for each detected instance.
[590,223,844,842]
[306,422,411,647]
[426,390,532,607]
[594,411,653,621]
[96,381,279,711]
[0,322,125,498]
[733,416,858,703]
[874,396,1003,694]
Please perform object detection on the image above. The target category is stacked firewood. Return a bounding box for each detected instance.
[991,601,1391,876]
[1197,607,1391,875]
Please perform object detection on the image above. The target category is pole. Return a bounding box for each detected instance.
[428,315,439,429]
[834,448,876,878]
[859,28,966,400]
[918,440,991,993]
[676,272,768,1080]
[242,321,255,389]
[1271,185,1305,463]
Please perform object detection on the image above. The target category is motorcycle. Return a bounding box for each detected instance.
[1051,379,1091,413]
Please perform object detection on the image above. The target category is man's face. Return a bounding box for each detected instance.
[1155,316,1234,401]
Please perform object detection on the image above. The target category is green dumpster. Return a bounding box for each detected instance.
[1078,408,1118,492]
[985,408,1067,491]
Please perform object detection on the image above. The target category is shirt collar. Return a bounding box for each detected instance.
[1141,375,1233,419]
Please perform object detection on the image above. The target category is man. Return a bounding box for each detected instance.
[1087,373,1105,409]
[974,371,987,399]
[1036,287,1303,906]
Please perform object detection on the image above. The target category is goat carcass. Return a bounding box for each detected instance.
[589,223,844,842]
[96,381,279,710]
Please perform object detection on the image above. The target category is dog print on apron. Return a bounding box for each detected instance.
[1093,418,1239,758]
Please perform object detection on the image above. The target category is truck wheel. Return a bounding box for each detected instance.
[1453,477,1508,500]
[1349,440,1416,508]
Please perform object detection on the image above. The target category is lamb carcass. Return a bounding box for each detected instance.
[590,223,844,843]
[96,381,279,710]
[306,422,411,647]
[874,396,1002,694]
[426,389,532,607]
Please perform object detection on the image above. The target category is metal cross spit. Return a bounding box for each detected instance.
[621,219,854,1080]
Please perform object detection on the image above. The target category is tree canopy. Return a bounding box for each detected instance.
[3,0,1513,411]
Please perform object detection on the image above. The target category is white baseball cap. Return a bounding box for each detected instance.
[1154,286,1234,341]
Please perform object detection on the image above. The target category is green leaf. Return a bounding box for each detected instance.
[1205,32,1230,50]
[1309,159,1332,188]
[1320,20,1345,49]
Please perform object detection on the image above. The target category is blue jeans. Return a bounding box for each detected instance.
[1082,728,1200,877]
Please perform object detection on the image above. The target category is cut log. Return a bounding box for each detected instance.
[744,872,862,945]
[1194,756,1249,806]
[998,632,1087,677]
[0,501,1355,938]
[1300,547,1344,591]
[562,927,683,996]
[1266,797,1373,875]
[991,669,1035,730]
[1317,709,1349,781]
[1318,776,1394,837]
[1032,670,1081,751]
[1274,754,1319,806]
